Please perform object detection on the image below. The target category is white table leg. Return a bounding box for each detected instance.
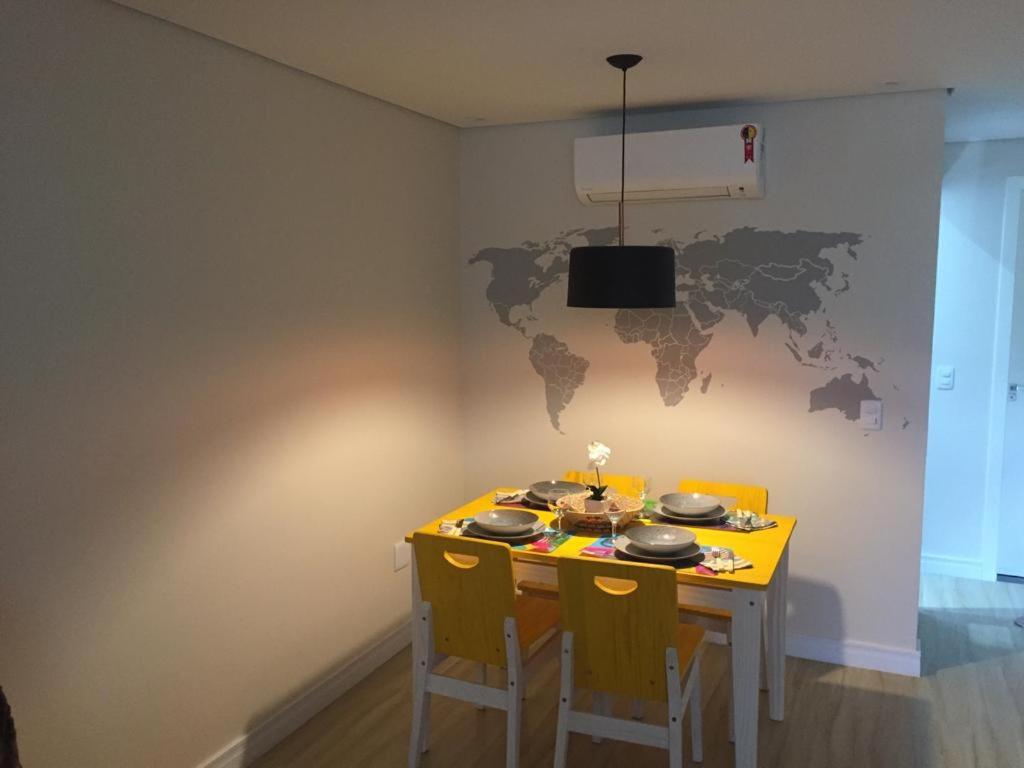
[731,588,763,768]
[766,546,788,721]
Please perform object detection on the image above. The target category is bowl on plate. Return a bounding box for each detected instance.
[529,480,587,502]
[624,524,697,555]
[474,509,540,536]
[659,492,721,517]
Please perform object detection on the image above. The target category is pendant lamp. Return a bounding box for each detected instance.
[567,54,676,309]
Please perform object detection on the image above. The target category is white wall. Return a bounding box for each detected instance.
[922,139,1024,578]
[0,2,461,767]
[460,92,945,669]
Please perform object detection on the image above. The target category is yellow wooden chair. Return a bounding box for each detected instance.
[410,532,559,768]
[562,470,646,497]
[677,479,767,516]
[553,557,705,768]
[676,479,768,741]
[676,479,767,631]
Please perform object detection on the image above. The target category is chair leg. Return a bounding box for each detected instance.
[504,618,523,768]
[506,676,521,768]
[591,692,611,743]
[666,648,684,768]
[477,662,487,710]
[689,656,703,763]
[554,632,573,768]
[408,668,428,766]
[409,605,433,767]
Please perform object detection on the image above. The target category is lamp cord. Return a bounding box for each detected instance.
[619,66,626,246]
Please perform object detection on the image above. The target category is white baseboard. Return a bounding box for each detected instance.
[920,553,984,580]
[787,633,921,677]
[197,620,411,768]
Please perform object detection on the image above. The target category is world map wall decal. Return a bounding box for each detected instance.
[470,225,896,432]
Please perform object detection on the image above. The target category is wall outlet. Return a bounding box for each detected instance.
[859,399,883,430]
[936,365,955,390]
[393,541,411,572]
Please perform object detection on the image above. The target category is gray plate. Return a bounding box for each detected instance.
[613,537,702,564]
[625,524,697,555]
[660,492,721,516]
[463,520,546,543]
[529,480,587,502]
[475,508,540,535]
[654,507,728,525]
[522,491,554,509]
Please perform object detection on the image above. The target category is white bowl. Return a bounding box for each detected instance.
[474,509,539,535]
[659,492,721,517]
[625,525,697,554]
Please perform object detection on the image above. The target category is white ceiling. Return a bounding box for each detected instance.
[114,0,1024,140]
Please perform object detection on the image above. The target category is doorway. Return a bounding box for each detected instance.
[921,146,1024,583]
[993,180,1024,579]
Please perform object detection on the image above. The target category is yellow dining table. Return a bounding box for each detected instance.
[406,488,796,768]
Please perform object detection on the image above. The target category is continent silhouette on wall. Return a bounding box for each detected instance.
[470,225,893,431]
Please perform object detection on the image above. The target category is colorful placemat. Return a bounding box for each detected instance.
[580,536,617,558]
[513,530,571,553]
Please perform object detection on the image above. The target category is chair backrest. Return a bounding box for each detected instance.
[563,470,644,497]
[677,478,768,515]
[556,557,679,701]
[412,533,517,667]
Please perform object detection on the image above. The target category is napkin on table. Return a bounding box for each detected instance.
[495,489,528,504]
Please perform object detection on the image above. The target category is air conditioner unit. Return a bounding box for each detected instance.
[574,123,764,205]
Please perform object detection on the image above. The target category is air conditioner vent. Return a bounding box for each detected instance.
[575,124,764,205]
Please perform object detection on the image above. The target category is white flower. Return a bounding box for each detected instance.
[587,441,611,468]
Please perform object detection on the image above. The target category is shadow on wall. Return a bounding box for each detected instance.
[0,687,22,768]
[785,575,845,648]
[233,623,413,768]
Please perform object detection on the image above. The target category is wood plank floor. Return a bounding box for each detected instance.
[253,575,1024,767]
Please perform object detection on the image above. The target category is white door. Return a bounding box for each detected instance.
[997,195,1024,578]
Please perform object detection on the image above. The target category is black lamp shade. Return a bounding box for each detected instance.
[567,245,676,308]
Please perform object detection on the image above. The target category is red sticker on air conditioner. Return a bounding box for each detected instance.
[740,125,757,163]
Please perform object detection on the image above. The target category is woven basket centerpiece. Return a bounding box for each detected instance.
[555,492,643,533]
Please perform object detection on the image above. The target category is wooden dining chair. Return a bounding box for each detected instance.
[409,532,560,768]
[562,470,645,497]
[554,557,705,768]
[676,479,768,740]
[677,479,768,516]
[676,479,767,637]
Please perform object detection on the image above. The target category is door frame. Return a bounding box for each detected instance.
[981,176,1024,580]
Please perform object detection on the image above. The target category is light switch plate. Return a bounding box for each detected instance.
[936,365,955,390]
[859,399,883,430]
[394,541,411,572]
